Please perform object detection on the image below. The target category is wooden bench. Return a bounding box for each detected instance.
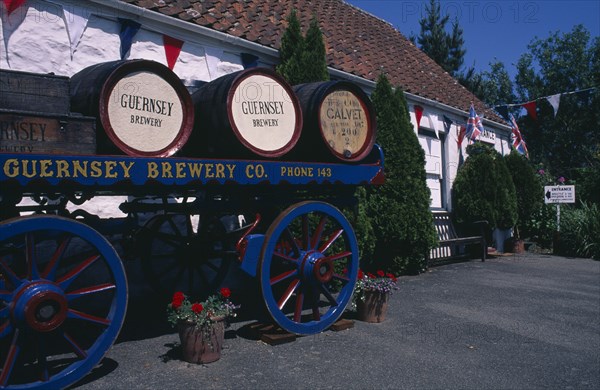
[428,211,487,264]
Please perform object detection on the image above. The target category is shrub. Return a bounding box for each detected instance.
[504,152,543,238]
[556,202,600,259]
[364,75,437,275]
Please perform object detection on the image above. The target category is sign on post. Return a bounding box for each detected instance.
[544,185,575,204]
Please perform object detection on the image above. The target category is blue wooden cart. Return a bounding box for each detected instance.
[0,148,384,389]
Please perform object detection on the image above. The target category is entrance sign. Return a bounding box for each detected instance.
[544,185,575,204]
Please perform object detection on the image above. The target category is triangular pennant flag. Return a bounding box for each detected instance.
[545,94,561,117]
[523,101,537,121]
[443,115,453,133]
[60,4,90,59]
[163,35,184,70]
[426,112,439,138]
[494,105,511,122]
[241,52,259,69]
[3,0,26,16]
[118,18,141,60]
[204,46,223,81]
[414,105,424,130]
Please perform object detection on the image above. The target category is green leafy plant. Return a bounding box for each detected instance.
[167,288,237,339]
[504,151,542,238]
[557,202,600,259]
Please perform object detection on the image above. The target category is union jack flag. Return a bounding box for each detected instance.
[510,113,529,158]
[465,104,484,143]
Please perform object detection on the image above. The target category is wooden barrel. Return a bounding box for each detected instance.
[293,81,376,162]
[70,59,194,157]
[183,68,302,159]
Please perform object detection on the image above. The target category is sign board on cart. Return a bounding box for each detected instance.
[544,185,575,204]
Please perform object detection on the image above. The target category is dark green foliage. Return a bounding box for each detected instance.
[504,152,543,238]
[557,203,600,259]
[277,11,329,84]
[452,145,499,231]
[302,16,329,83]
[460,61,516,107]
[353,186,375,262]
[363,75,437,275]
[452,144,517,232]
[276,10,305,85]
[514,26,599,183]
[415,0,465,77]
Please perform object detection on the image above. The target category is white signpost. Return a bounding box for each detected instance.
[544,185,576,232]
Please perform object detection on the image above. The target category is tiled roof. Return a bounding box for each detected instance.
[120,0,503,124]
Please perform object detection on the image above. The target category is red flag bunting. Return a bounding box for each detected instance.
[163,35,184,70]
[523,101,537,121]
[457,125,466,148]
[3,0,26,16]
[414,105,424,129]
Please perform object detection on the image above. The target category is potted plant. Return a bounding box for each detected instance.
[353,269,398,323]
[167,288,237,364]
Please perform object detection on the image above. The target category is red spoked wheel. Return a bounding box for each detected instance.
[0,215,127,389]
[259,201,359,335]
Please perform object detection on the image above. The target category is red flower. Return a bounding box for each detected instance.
[191,303,204,314]
[367,272,376,279]
[377,270,385,277]
[358,269,364,279]
[172,292,185,309]
[220,287,231,298]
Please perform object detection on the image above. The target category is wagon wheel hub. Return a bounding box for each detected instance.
[301,251,334,284]
[12,281,68,332]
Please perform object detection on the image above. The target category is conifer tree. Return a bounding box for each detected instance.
[365,74,437,275]
[276,10,305,85]
[415,0,466,77]
[302,16,329,82]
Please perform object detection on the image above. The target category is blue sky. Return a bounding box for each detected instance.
[346,0,600,78]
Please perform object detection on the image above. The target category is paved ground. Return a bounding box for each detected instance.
[71,253,600,389]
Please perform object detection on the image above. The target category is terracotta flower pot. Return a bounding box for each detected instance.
[356,290,389,323]
[177,317,225,364]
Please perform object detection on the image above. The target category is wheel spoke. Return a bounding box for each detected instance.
[148,230,185,247]
[293,290,304,323]
[277,279,300,310]
[166,216,183,238]
[57,254,101,290]
[302,215,309,250]
[67,308,110,326]
[283,228,301,256]
[270,269,297,286]
[310,216,329,250]
[319,284,338,306]
[273,250,299,263]
[323,250,352,262]
[42,236,72,280]
[67,283,116,300]
[319,228,343,253]
[0,320,12,338]
[332,273,350,283]
[0,260,21,288]
[0,328,20,387]
[63,331,87,359]
[0,289,11,301]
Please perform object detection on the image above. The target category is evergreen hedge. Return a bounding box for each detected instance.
[362,75,437,275]
[452,144,517,234]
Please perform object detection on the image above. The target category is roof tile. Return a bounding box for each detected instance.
[121,0,502,123]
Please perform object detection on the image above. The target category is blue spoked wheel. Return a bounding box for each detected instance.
[0,216,128,389]
[259,201,359,335]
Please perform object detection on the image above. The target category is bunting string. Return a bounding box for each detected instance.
[492,86,597,122]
